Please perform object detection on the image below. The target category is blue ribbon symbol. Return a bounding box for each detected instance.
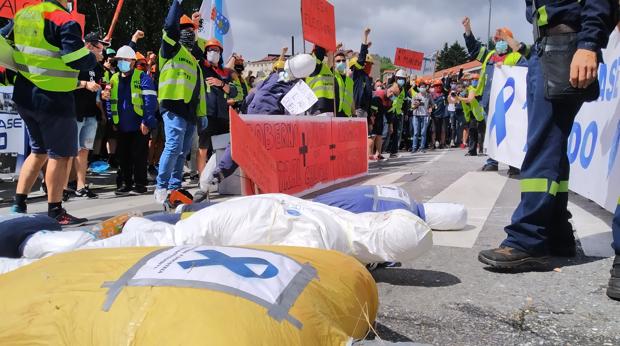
[490,77,516,146]
[608,120,620,177]
[178,250,279,279]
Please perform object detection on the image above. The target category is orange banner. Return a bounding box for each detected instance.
[230,109,368,196]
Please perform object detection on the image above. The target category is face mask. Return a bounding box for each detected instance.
[179,29,196,48]
[450,83,457,89]
[278,70,290,82]
[235,66,244,73]
[207,51,221,64]
[471,80,479,87]
[495,40,508,54]
[397,79,405,87]
[335,61,347,74]
[419,87,427,93]
[118,60,132,73]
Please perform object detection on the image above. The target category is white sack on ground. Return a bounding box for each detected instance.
[22,230,96,259]
[422,203,468,231]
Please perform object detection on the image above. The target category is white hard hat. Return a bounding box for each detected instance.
[115,45,136,60]
[284,54,316,79]
[395,69,408,78]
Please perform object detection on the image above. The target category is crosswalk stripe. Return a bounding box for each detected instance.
[568,201,615,257]
[428,172,508,248]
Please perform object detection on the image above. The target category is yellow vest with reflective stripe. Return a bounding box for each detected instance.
[13,2,89,92]
[231,78,249,103]
[461,86,484,122]
[158,31,207,117]
[306,59,334,100]
[334,72,353,117]
[390,90,406,116]
[476,50,522,97]
[110,70,144,124]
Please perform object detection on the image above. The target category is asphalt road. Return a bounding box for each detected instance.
[1,148,618,345]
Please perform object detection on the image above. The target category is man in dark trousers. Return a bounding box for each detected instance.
[479,1,617,270]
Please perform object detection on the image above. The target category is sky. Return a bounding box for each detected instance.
[223,0,532,62]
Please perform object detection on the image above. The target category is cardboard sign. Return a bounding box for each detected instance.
[280,80,318,115]
[301,0,336,51]
[0,0,39,19]
[231,108,368,196]
[394,48,425,70]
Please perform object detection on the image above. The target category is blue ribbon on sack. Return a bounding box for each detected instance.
[490,77,516,146]
[177,250,279,279]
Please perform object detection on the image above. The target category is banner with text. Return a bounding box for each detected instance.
[0,86,25,155]
[231,109,368,196]
[394,48,424,71]
[300,0,336,51]
[485,29,620,212]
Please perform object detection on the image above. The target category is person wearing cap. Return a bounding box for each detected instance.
[462,17,527,174]
[430,80,449,149]
[333,44,355,118]
[198,38,236,176]
[69,31,109,199]
[410,81,434,153]
[226,54,249,112]
[103,47,117,84]
[386,69,411,156]
[9,0,98,225]
[155,0,208,206]
[101,45,157,196]
[350,28,374,119]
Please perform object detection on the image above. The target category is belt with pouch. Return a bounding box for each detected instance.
[534,23,577,42]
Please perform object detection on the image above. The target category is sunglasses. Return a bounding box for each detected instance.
[335,59,346,63]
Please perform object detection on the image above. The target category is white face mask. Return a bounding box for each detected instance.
[206,51,220,64]
[278,70,290,82]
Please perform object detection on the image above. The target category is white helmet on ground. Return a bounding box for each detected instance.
[115,45,136,60]
[284,54,316,79]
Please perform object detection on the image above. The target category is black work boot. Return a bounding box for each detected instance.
[607,256,620,301]
[478,246,549,270]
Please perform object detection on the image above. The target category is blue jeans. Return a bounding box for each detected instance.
[156,111,196,190]
[411,116,430,151]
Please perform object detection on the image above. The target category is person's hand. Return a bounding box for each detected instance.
[140,123,149,135]
[462,17,472,35]
[367,42,372,48]
[132,30,144,42]
[336,42,343,50]
[570,49,598,89]
[281,47,288,55]
[192,12,201,26]
[206,77,223,87]
[101,85,111,100]
[363,27,371,44]
[86,81,101,92]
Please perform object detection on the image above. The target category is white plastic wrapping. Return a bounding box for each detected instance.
[21,230,96,259]
[422,203,468,231]
[0,258,36,275]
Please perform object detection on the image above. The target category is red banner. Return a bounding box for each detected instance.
[301,0,336,52]
[394,48,425,70]
[230,109,368,196]
[0,0,39,18]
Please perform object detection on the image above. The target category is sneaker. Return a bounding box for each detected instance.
[54,209,88,226]
[389,153,399,159]
[478,246,549,270]
[75,186,98,199]
[507,167,521,177]
[366,263,379,272]
[420,149,426,153]
[40,181,47,195]
[154,188,168,204]
[130,185,148,195]
[459,143,466,149]
[481,164,499,172]
[607,256,620,300]
[62,189,74,202]
[193,190,208,203]
[377,155,387,161]
[10,204,26,214]
[115,185,133,196]
[368,155,378,161]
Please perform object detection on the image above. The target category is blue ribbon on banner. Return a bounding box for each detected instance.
[609,120,620,177]
[490,77,516,146]
[178,250,279,279]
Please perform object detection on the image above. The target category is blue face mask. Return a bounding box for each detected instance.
[335,61,347,74]
[389,95,397,101]
[471,80,478,87]
[495,40,508,54]
[118,60,132,73]
[397,79,405,87]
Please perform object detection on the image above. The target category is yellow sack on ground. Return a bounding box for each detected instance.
[0,245,378,345]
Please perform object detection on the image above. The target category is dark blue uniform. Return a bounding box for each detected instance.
[502,0,616,255]
[613,199,620,255]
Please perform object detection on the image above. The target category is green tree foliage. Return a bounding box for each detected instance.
[79,0,203,53]
[435,41,470,71]
[379,56,396,74]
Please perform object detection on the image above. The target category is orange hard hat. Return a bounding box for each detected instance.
[205,38,223,52]
[432,79,442,86]
[180,15,198,29]
[494,27,513,40]
[135,52,146,61]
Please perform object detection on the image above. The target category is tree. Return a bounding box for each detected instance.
[379,56,396,74]
[79,0,203,53]
[435,41,470,71]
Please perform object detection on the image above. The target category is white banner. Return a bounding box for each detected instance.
[486,29,620,212]
[0,86,25,155]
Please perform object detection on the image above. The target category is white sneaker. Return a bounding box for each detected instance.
[154,188,168,204]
